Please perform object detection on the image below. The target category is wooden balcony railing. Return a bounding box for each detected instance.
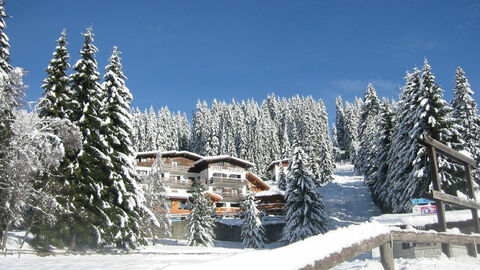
[209,177,247,185]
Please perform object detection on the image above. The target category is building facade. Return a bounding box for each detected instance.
[136,151,270,218]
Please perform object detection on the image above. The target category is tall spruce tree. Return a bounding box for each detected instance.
[386,60,463,212]
[103,46,154,249]
[335,96,346,151]
[383,69,421,212]
[355,83,381,176]
[185,180,215,246]
[451,67,480,183]
[241,192,265,248]
[64,27,115,249]
[143,154,170,244]
[368,99,394,207]
[282,141,328,244]
[38,30,72,119]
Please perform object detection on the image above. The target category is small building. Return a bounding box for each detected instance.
[266,159,289,181]
[135,151,270,218]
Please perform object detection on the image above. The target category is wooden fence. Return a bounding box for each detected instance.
[418,135,479,257]
[300,229,480,270]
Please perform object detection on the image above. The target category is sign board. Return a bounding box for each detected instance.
[413,204,437,215]
[412,198,435,205]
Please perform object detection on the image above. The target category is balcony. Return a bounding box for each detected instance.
[161,164,192,172]
[210,165,244,173]
[209,177,247,186]
[220,192,243,201]
[161,177,192,187]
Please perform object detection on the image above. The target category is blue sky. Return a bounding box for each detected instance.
[6,0,480,121]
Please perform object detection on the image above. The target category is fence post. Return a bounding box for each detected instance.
[426,145,451,257]
[380,239,395,270]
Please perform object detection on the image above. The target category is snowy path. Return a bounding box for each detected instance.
[320,163,382,229]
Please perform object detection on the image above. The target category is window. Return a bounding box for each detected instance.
[171,161,178,167]
[230,203,240,208]
[213,172,227,178]
[215,203,225,208]
[178,201,189,210]
[228,174,241,179]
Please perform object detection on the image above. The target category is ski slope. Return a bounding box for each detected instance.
[320,163,382,229]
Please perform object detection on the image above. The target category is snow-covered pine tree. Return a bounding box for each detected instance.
[316,99,334,184]
[282,140,328,244]
[219,103,236,156]
[355,83,381,176]
[185,180,215,246]
[343,101,359,160]
[64,27,116,249]
[335,96,346,152]
[144,106,157,151]
[368,99,394,207]
[277,169,287,191]
[142,153,170,244]
[102,46,156,249]
[451,67,480,183]
[176,111,191,151]
[38,30,72,119]
[386,60,463,212]
[383,69,421,212]
[241,192,265,248]
[190,100,209,156]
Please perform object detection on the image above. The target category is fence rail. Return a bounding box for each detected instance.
[302,229,480,270]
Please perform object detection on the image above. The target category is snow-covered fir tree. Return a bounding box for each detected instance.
[38,30,72,119]
[62,27,117,249]
[277,169,287,191]
[367,99,394,207]
[451,67,480,183]
[385,60,463,212]
[142,154,170,244]
[185,180,215,246]
[241,192,265,248]
[335,96,346,151]
[355,83,381,177]
[102,46,155,249]
[282,141,328,244]
[343,101,360,160]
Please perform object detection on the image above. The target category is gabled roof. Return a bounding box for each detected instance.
[135,150,204,161]
[266,159,290,172]
[194,155,255,168]
[246,172,270,191]
[255,187,285,197]
[161,151,204,161]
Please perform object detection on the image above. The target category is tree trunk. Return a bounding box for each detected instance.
[2,219,12,255]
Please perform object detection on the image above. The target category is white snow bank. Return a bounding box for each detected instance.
[164,222,391,270]
[371,209,476,227]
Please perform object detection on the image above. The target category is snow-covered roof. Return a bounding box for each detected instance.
[135,150,161,157]
[135,150,204,161]
[161,150,204,160]
[205,191,223,201]
[255,186,285,197]
[246,172,271,190]
[165,192,191,200]
[194,155,255,168]
[371,209,474,227]
[266,159,289,171]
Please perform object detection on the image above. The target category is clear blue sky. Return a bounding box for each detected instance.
[6,0,480,122]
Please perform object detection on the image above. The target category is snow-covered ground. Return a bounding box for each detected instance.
[321,163,382,229]
[2,163,480,269]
